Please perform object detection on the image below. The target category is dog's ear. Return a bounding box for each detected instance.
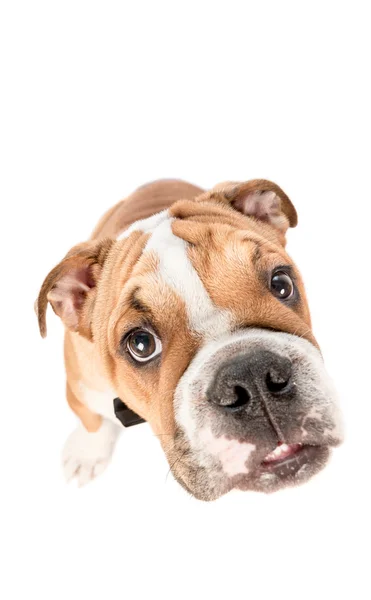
[35,238,114,339]
[198,179,297,234]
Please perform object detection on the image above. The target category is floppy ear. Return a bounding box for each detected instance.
[199,179,297,234]
[35,238,114,339]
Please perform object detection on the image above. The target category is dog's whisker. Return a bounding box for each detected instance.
[165,449,188,482]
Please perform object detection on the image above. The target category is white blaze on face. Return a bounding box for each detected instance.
[145,217,232,339]
[117,210,232,339]
[117,209,170,240]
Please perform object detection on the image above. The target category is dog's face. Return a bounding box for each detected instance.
[37,180,343,500]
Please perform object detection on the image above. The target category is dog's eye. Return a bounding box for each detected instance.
[125,329,162,363]
[270,271,294,300]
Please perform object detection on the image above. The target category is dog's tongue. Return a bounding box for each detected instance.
[263,443,302,464]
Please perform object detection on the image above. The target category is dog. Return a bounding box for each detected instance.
[36,178,343,500]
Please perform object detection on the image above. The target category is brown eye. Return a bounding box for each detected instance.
[126,329,162,363]
[270,271,294,300]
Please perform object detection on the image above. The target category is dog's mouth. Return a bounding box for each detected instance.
[234,442,330,494]
[259,442,320,477]
[168,431,332,500]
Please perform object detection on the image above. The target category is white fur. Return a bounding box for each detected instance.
[62,419,120,486]
[199,427,255,476]
[78,382,119,425]
[118,209,232,338]
[145,218,232,339]
[117,209,170,240]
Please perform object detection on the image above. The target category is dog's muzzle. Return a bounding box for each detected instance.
[171,328,343,500]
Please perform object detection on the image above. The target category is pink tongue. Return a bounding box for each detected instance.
[263,443,302,463]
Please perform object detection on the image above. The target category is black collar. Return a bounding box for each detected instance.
[113,397,146,427]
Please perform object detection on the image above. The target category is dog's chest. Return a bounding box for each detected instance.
[78,381,118,424]
[68,334,119,424]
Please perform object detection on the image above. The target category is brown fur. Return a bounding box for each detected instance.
[36,178,312,450]
[91,179,204,239]
[37,180,203,432]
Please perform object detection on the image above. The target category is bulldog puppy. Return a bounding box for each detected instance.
[36,179,343,500]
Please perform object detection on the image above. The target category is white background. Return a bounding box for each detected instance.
[1,2,370,599]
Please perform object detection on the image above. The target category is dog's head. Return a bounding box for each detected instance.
[36,180,343,500]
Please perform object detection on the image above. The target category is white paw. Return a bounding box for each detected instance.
[62,420,120,486]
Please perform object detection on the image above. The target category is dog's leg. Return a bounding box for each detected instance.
[62,384,120,486]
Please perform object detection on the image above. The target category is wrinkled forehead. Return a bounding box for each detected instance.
[115,206,312,341]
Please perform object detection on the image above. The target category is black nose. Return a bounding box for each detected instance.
[206,350,292,412]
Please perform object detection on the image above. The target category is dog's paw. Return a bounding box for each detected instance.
[62,420,120,486]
